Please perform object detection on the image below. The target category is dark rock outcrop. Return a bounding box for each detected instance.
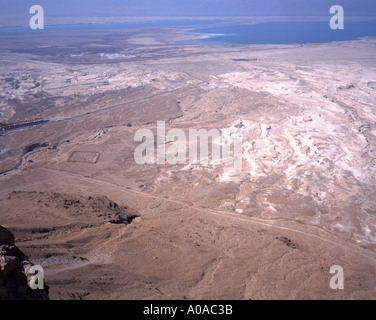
[0,225,49,300]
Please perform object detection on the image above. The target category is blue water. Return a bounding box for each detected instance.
[0,19,221,33]
[2,20,376,45]
[180,21,376,45]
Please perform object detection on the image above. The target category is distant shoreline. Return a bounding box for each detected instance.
[1,16,376,47]
[177,20,376,45]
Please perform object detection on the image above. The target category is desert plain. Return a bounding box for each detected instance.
[0,20,375,299]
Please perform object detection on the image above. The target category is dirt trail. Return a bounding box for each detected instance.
[42,167,376,260]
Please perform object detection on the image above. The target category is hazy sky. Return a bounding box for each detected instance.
[2,0,376,18]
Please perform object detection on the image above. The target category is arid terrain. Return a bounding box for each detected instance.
[0,21,375,299]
